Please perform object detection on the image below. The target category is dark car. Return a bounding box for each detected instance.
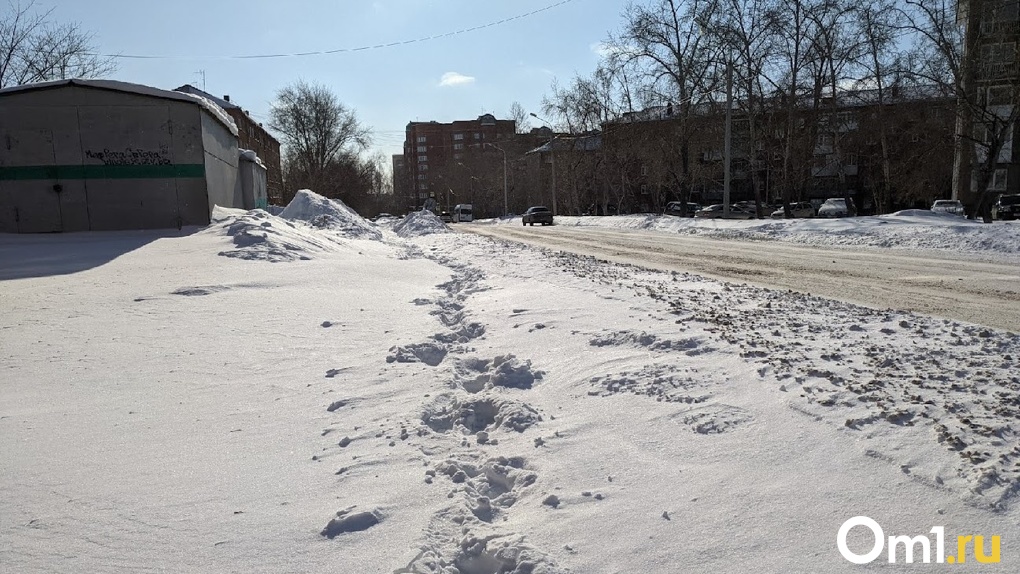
[664,201,701,217]
[439,211,453,223]
[694,204,755,219]
[522,206,554,226]
[993,194,1020,220]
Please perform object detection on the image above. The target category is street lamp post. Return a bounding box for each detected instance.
[723,56,732,218]
[529,113,557,216]
[485,143,508,217]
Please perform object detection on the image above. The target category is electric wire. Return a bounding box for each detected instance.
[99,0,576,60]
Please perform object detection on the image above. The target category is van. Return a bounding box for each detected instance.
[453,204,473,222]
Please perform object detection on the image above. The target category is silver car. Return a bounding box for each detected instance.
[771,202,816,218]
[931,200,965,216]
[817,198,854,217]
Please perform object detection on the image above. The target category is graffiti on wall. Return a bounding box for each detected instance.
[85,146,171,166]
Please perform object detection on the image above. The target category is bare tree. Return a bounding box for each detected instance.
[508,101,531,133]
[0,0,116,88]
[602,0,721,208]
[269,80,371,201]
[901,0,1020,221]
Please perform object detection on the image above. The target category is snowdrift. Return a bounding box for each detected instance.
[393,210,451,238]
[207,207,345,262]
[280,189,382,241]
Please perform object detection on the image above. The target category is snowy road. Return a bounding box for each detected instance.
[464,225,1020,332]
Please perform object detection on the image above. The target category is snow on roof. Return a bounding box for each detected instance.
[0,78,238,136]
[526,133,602,155]
[173,84,239,110]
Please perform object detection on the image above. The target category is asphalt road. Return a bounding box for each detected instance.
[463,224,1020,332]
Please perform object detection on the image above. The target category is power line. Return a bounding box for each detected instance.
[101,0,576,61]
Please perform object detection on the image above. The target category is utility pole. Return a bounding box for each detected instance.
[723,57,732,218]
[530,113,557,216]
[486,143,508,217]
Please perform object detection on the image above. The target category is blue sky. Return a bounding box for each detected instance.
[45,0,627,161]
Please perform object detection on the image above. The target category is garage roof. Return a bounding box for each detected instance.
[0,78,238,136]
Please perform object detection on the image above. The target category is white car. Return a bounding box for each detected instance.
[770,202,815,218]
[817,198,854,218]
[931,200,965,216]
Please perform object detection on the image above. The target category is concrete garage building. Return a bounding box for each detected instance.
[0,79,244,233]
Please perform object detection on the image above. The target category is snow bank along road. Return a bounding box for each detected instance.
[464,225,1020,333]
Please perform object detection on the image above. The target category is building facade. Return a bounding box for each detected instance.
[403,114,516,211]
[955,0,1020,209]
[175,85,284,205]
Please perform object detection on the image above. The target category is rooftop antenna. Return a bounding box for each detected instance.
[194,70,206,91]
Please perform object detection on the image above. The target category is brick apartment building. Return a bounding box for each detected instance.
[955,0,1020,206]
[600,87,956,215]
[174,85,284,204]
[403,114,516,211]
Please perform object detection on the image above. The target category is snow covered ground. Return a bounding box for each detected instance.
[482,211,1020,262]
[2,192,1018,573]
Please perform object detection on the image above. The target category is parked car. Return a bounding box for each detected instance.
[664,201,701,217]
[770,202,816,218]
[817,198,855,218]
[930,199,965,216]
[522,206,554,226]
[694,204,755,219]
[439,211,453,223]
[992,194,1020,220]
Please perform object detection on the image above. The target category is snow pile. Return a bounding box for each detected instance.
[280,189,382,240]
[393,210,450,237]
[206,206,344,262]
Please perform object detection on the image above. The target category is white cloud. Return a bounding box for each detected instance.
[439,72,476,87]
[591,42,638,59]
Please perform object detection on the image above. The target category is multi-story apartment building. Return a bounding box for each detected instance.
[403,114,516,211]
[601,87,956,215]
[955,0,1020,209]
[174,85,284,204]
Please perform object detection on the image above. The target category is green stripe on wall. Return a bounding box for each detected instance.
[0,164,206,181]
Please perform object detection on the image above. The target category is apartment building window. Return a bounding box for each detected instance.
[453,133,464,140]
[418,155,427,162]
[454,143,464,150]
[992,168,1008,191]
[981,1,1020,33]
[418,164,428,171]
[417,145,427,153]
[836,111,858,131]
[640,165,649,176]
[474,133,482,140]
[817,133,834,148]
[979,42,1017,79]
[417,174,426,181]
[417,136,426,143]
[454,153,463,160]
[419,183,428,190]
[982,85,1013,106]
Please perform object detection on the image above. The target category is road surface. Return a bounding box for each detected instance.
[464,225,1020,332]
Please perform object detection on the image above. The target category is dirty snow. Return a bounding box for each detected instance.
[486,212,1020,259]
[2,204,1018,573]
